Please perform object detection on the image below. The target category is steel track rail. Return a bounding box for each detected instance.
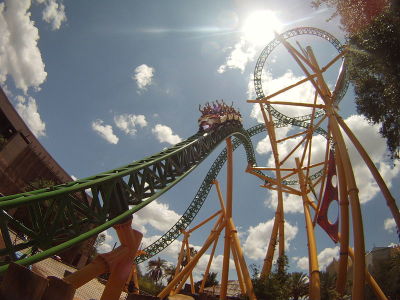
[0,117,328,271]
[135,119,328,263]
[0,124,255,272]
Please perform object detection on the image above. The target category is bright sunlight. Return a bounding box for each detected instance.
[242,10,283,46]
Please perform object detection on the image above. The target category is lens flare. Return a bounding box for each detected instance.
[242,10,283,46]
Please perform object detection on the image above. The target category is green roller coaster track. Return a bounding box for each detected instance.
[0,120,326,273]
[0,123,256,272]
[0,26,342,273]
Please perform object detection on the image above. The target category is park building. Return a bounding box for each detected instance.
[0,86,95,268]
[326,245,400,281]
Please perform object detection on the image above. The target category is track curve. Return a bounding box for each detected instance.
[136,119,328,263]
[0,115,329,271]
[0,124,255,272]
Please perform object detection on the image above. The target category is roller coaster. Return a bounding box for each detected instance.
[0,27,399,300]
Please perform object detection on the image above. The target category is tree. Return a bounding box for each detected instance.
[312,0,400,159]
[347,9,400,159]
[250,255,291,300]
[250,264,281,299]
[365,251,400,299]
[89,233,106,260]
[319,271,340,300]
[288,272,309,300]
[163,264,176,284]
[312,0,390,34]
[203,271,219,288]
[147,257,168,284]
[181,247,198,267]
[196,271,219,289]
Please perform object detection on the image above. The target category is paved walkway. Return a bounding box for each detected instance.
[32,258,127,300]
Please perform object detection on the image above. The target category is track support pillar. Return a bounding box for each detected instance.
[64,217,143,300]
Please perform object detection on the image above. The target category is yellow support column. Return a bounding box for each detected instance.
[261,212,279,277]
[259,104,285,263]
[337,115,400,232]
[335,148,350,296]
[220,137,233,300]
[64,218,143,300]
[296,158,320,300]
[228,219,256,300]
[158,220,225,299]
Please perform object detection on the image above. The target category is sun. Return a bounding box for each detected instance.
[242,10,283,46]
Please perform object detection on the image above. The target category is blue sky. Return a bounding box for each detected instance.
[1,0,399,281]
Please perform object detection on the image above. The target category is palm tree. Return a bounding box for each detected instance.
[182,247,198,267]
[147,257,167,284]
[163,264,177,284]
[288,272,309,300]
[203,271,219,288]
[320,271,339,300]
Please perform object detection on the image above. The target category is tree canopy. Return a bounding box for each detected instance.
[313,0,400,159]
[146,257,168,284]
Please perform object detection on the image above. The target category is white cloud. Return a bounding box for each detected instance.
[15,95,46,137]
[133,64,154,91]
[152,124,182,145]
[254,112,399,209]
[0,0,47,93]
[140,234,162,250]
[255,126,292,155]
[264,190,304,214]
[293,256,309,271]
[114,114,147,136]
[294,246,339,271]
[344,115,400,203]
[384,218,396,233]
[91,119,119,144]
[131,200,181,235]
[41,0,67,30]
[218,38,256,73]
[97,230,115,253]
[318,246,339,269]
[193,254,235,282]
[249,70,322,122]
[243,219,298,260]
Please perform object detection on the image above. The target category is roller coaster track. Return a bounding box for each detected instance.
[0,115,327,272]
[135,120,327,264]
[0,124,255,272]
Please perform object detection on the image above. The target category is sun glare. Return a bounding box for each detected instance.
[242,10,283,46]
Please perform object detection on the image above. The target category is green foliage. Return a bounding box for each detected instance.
[319,271,340,300]
[311,0,390,34]
[163,264,176,284]
[251,264,282,299]
[138,275,164,296]
[146,257,168,284]
[196,271,219,289]
[365,251,400,299]
[311,0,400,159]
[288,272,309,300]
[182,247,198,267]
[250,255,314,300]
[347,9,400,159]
